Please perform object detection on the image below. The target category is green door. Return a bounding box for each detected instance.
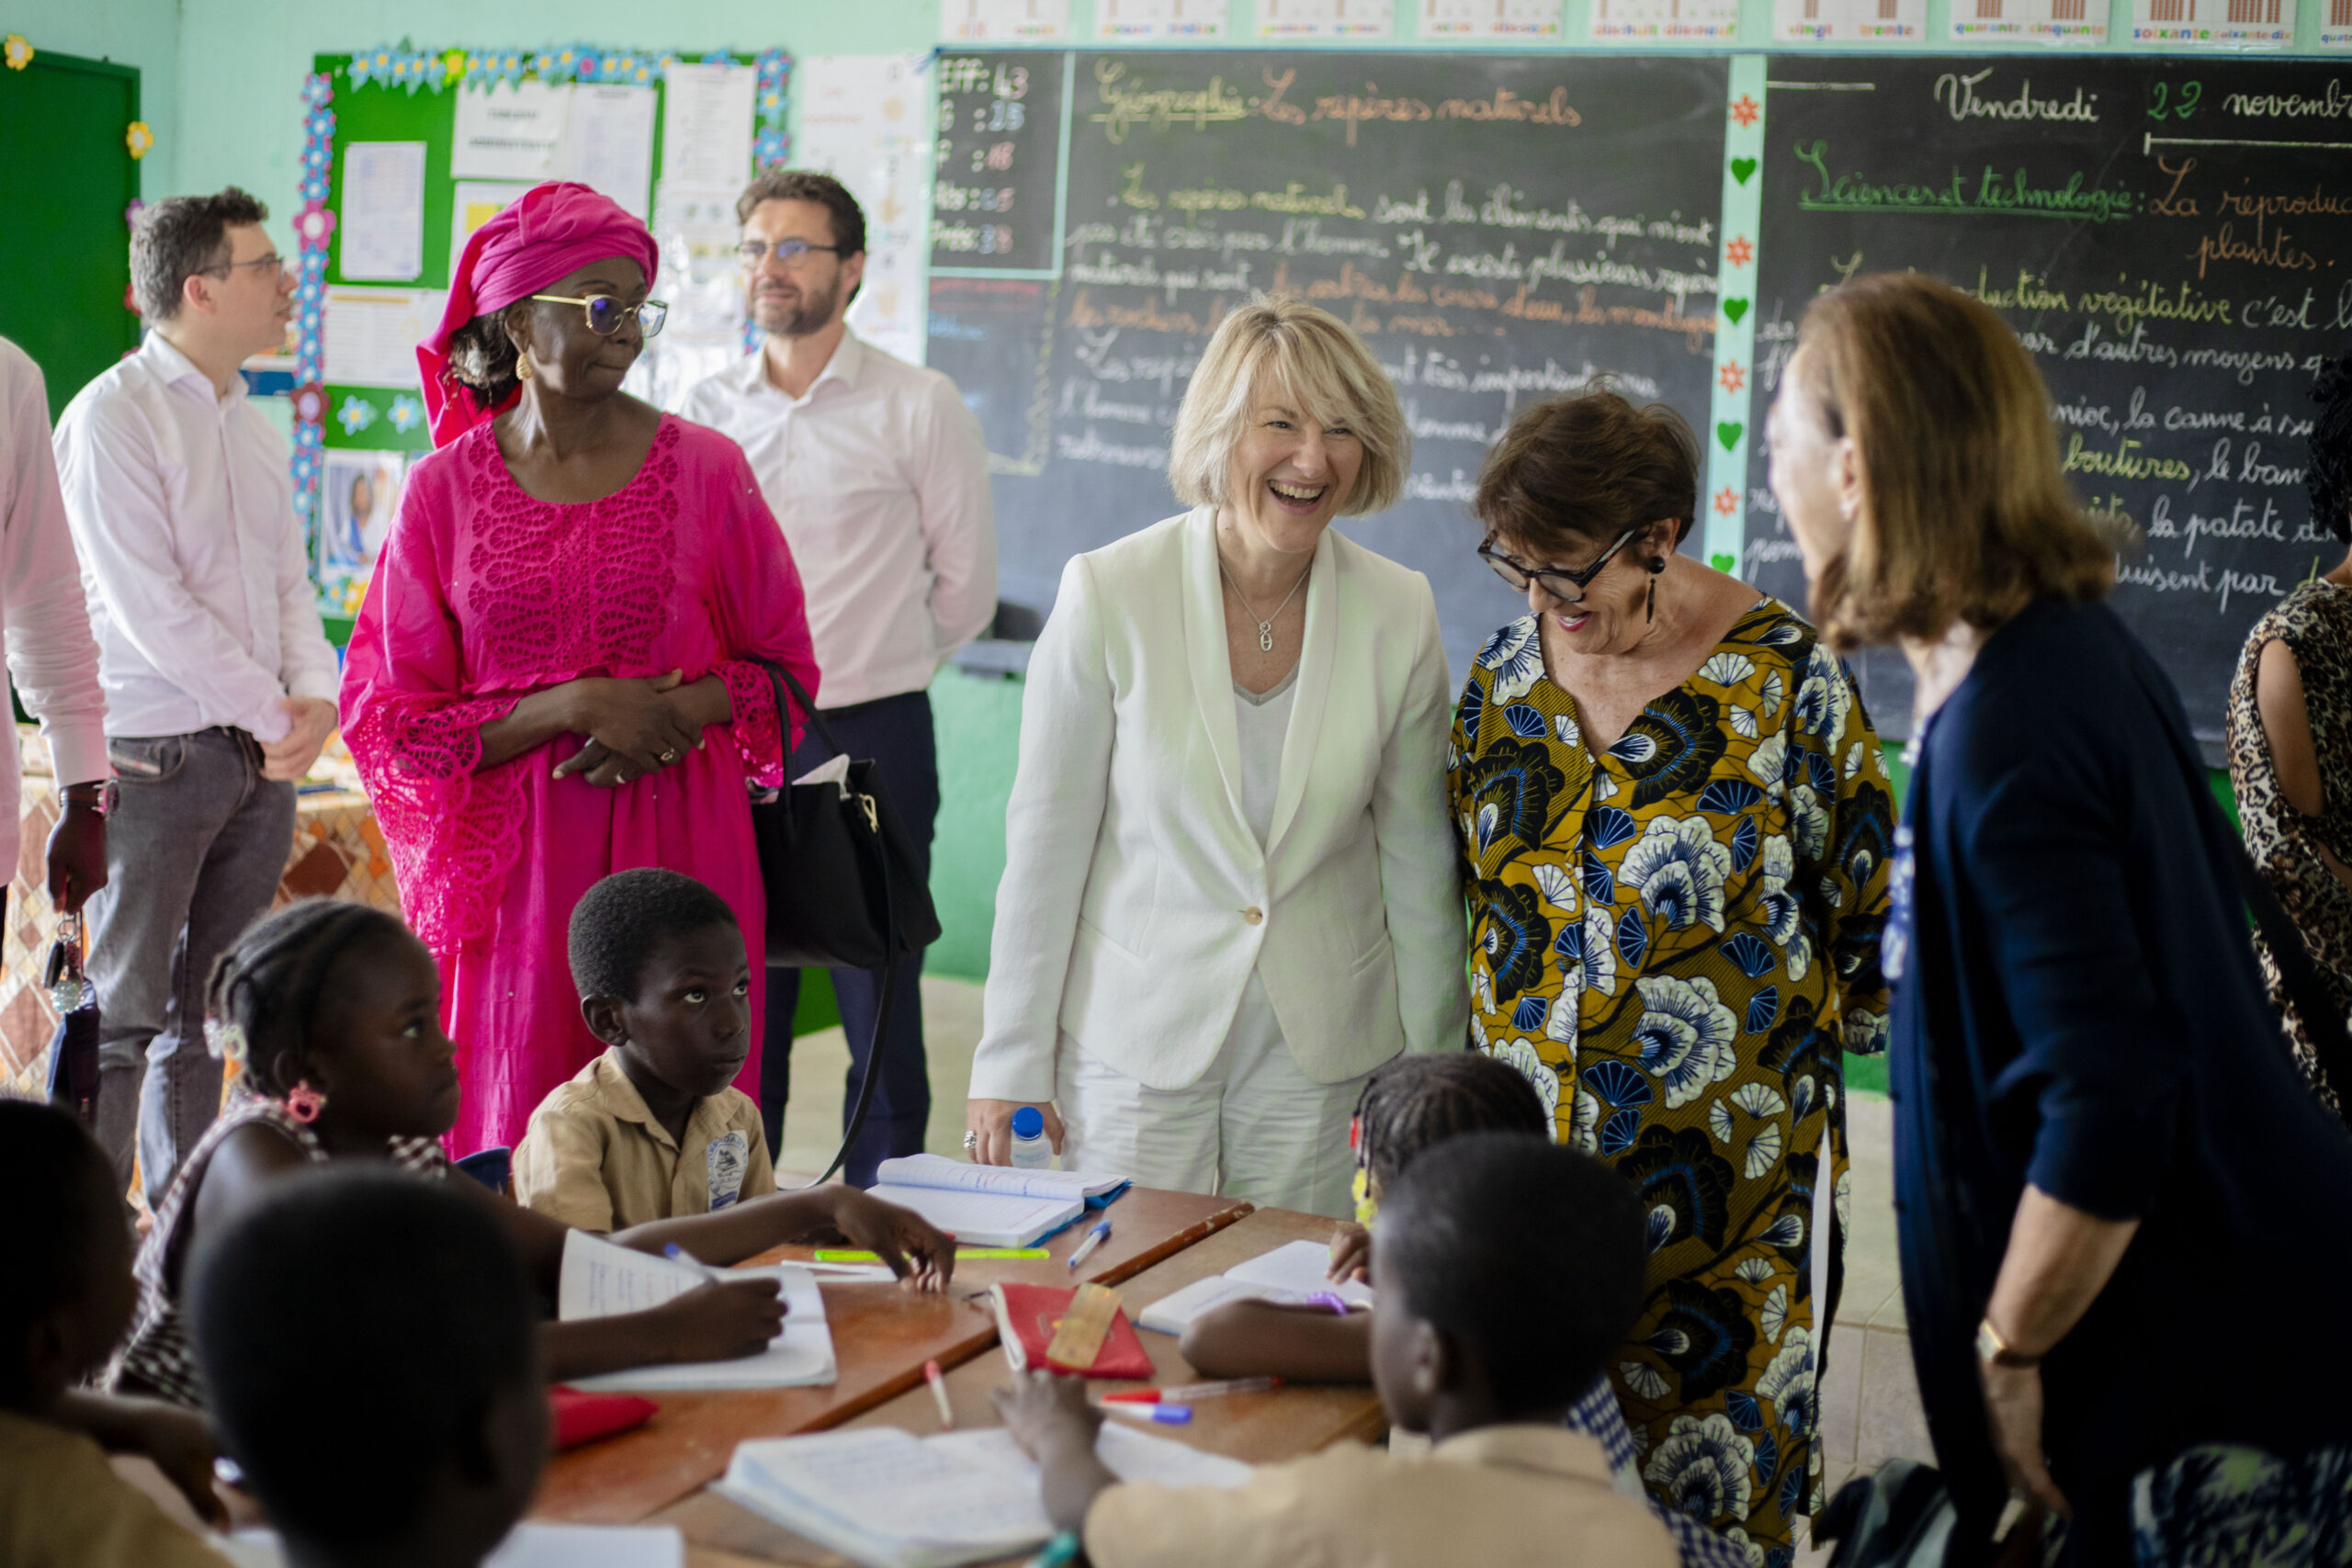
[0,50,141,420]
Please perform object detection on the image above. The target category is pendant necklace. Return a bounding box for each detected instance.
[1219,561,1310,653]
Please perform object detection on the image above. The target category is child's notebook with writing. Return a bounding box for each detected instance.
[1136,1238,1376,1336]
[865,1154,1131,1248]
[989,1281,1156,1378]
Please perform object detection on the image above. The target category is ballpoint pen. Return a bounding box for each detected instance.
[1066,1220,1113,1269]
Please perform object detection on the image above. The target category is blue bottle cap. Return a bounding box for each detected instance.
[1011,1105,1045,1138]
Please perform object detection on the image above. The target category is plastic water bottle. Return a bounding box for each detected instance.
[1009,1105,1053,1169]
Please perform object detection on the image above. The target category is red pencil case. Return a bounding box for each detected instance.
[548,1384,658,1450]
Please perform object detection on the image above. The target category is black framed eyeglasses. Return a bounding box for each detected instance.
[735,238,845,268]
[527,294,668,338]
[1478,529,1640,604]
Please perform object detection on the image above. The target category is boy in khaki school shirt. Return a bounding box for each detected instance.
[515,869,778,1230]
[996,1134,1677,1568]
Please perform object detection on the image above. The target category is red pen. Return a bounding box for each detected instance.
[1101,1377,1281,1404]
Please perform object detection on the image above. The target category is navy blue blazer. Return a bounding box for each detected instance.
[1889,598,2352,1562]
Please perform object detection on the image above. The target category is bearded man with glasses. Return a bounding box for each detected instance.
[52,188,342,1209]
[681,170,997,1185]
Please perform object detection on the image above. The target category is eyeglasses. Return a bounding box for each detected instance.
[735,238,845,269]
[526,294,668,338]
[208,253,286,277]
[1478,529,1640,604]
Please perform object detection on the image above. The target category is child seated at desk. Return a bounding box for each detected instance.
[106,899,953,1412]
[0,1100,230,1567]
[191,1168,544,1568]
[997,1134,1676,1568]
[514,867,778,1228]
[1181,1052,1749,1568]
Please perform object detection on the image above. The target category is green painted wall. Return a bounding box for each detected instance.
[1,5,181,198]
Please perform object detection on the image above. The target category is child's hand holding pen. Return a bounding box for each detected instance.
[657,1247,788,1360]
[1326,1221,1370,1284]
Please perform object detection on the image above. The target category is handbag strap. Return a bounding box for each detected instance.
[744,654,850,764]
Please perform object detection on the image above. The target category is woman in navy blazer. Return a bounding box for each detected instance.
[1767,272,2352,1563]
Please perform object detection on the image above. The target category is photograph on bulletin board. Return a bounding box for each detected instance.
[318,450,405,613]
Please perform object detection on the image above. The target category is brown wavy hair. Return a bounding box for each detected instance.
[1794,272,2113,653]
[1475,386,1699,556]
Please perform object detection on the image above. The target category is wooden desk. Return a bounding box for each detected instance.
[534,1187,1250,1524]
[658,1207,1388,1565]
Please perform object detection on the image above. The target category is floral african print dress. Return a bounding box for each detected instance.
[1449,596,1894,1563]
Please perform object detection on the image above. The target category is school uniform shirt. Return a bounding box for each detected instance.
[1083,1425,1676,1568]
[0,337,110,876]
[513,1048,776,1231]
[678,331,997,709]
[51,332,339,743]
[0,1410,235,1568]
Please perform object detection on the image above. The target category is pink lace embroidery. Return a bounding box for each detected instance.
[463,421,683,678]
[718,659,794,788]
[345,691,524,953]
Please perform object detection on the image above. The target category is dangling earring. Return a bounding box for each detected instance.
[285,1081,325,1124]
[515,353,533,381]
[1645,558,1665,623]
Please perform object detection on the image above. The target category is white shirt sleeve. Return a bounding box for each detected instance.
[0,350,107,784]
[54,397,298,741]
[911,373,999,660]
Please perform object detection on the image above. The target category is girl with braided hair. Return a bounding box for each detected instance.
[2226,351,2352,1119]
[105,899,928,1410]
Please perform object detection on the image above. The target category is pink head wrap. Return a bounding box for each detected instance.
[417,181,662,447]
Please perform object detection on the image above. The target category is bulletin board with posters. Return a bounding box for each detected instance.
[292,44,793,616]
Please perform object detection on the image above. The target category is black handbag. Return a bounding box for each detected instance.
[748,657,941,1185]
[42,910,100,1127]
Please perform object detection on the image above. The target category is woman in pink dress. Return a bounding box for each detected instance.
[342,183,819,1156]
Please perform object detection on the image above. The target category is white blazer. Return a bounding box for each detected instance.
[970,507,1468,1101]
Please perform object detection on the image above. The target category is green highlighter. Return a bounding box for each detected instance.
[814,1247,1050,1262]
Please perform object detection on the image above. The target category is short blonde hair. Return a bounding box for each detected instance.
[1168,297,1408,515]
[1796,272,2112,653]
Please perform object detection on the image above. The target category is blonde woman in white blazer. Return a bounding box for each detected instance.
[965,299,1468,1217]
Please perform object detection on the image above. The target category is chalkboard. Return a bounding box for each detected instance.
[1741,56,2352,750]
[931,51,1068,273]
[927,50,1731,675]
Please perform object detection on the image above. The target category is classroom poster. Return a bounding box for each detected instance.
[662,62,758,188]
[336,141,426,280]
[1588,0,1738,41]
[1254,0,1398,33]
[2127,0,2294,43]
[797,54,931,365]
[635,182,749,412]
[322,288,442,388]
[1775,0,1928,40]
[450,81,573,181]
[318,449,405,609]
[448,181,537,281]
[1945,0,2109,39]
[1094,0,1231,38]
[565,85,659,219]
[941,0,1074,39]
[1418,0,1566,36]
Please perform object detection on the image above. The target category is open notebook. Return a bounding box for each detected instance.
[715,1422,1252,1568]
[555,1232,837,1391]
[1136,1238,1376,1336]
[865,1154,1133,1249]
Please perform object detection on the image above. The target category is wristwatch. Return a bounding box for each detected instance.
[1976,1316,2043,1369]
[59,779,119,817]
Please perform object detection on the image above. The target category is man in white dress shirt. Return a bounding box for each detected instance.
[53,190,341,1205]
[0,338,112,1022]
[681,171,997,1184]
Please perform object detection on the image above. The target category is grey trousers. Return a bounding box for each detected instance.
[89,728,295,1209]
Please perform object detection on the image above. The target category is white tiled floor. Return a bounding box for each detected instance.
[783,980,1932,1560]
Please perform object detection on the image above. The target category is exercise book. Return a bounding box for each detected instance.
[1136,1238,1375,1336]
[555,1231,837,1391]
[865,1155,1133,1248]
[714,1421,1252,1568]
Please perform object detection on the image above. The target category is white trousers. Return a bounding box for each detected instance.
[1055,972,1367,1219]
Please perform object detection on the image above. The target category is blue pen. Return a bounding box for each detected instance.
[662,1242,727,1281]
[1067,1220,1113,1269]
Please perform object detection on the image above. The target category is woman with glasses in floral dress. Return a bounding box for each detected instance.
[1448,388,1894,1562]
[341,182,819,1156]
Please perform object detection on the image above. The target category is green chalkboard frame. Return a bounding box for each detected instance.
[0,47,142,423]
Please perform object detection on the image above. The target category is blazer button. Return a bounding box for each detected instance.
[1242,907,1263,925]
